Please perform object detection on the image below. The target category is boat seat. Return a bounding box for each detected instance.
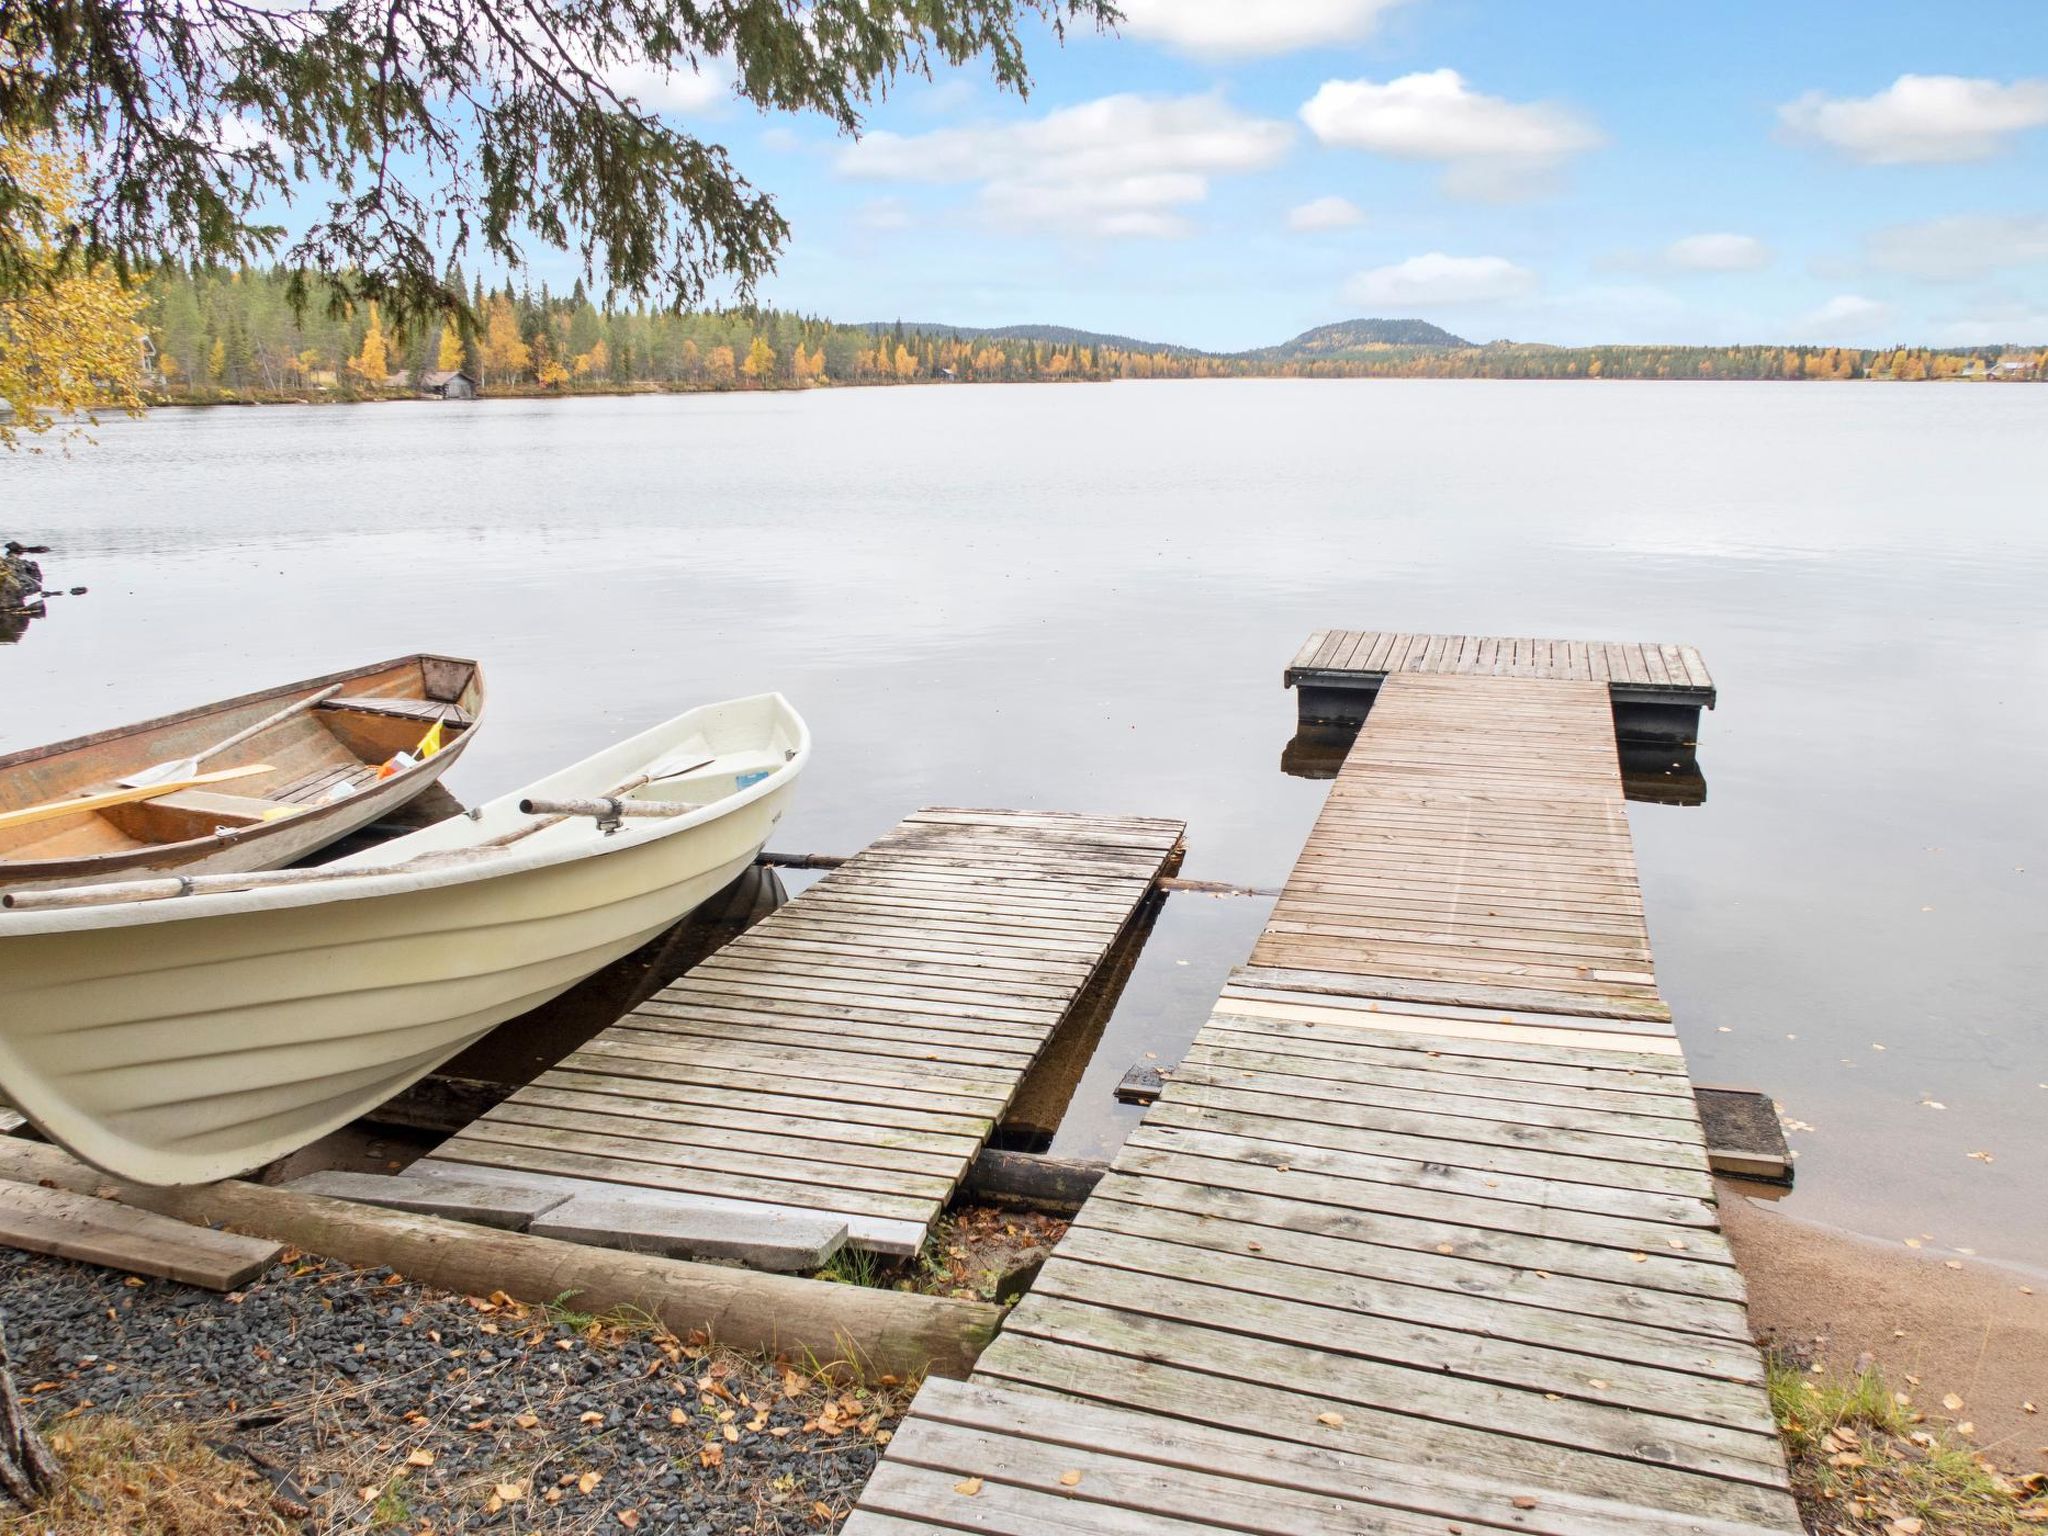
[144,790,291,826]
[93,787,296,844]
[318,696,471,725]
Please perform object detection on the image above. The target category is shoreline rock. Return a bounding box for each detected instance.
[0,545,45,615]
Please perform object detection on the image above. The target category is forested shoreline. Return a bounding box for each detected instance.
[141,266,2046,401]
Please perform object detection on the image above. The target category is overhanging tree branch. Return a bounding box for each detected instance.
[1,0,1119,327]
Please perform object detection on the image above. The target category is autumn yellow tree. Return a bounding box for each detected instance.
[573,339,609,377]
[705,344,736,384]
[436,322,464,372]
[742,335,775,384]
[350,302,391,385]
[534,335,569,388]
[480,294,530,384]
[892,342,916,380]
[0,141,147,449]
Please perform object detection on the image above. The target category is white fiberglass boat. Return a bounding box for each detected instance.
[0,694,807,1185]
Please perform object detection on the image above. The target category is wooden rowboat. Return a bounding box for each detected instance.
[0,694,807,1185]
[0,655,485,894]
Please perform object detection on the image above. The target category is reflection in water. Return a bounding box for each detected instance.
[1283,720,1709,805]
[1620,742,1707,806]
[993,889,1170,1153]
[1279,722,1359,781]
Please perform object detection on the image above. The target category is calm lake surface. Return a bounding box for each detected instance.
[4,380,2044,1271]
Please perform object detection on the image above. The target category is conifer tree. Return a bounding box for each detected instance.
[2,2,1111,329]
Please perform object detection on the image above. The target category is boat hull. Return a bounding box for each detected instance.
[0,698,802,1184]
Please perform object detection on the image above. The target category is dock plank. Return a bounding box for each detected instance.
[431,807,1183,1255]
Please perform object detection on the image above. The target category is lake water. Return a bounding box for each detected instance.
[4,380,2044,1272]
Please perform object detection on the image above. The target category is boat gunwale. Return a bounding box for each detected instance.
[0,652,477,773]
[0,692,809,936]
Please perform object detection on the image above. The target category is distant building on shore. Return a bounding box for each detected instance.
[417,369,478,400]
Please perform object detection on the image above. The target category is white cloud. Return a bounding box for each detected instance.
[1301,70,1601,200]
[1343,253,1537,307]
[1664,232,1771,271]
[1866,214,2048,281]
[1780,75,2048,164]
[837,93,1293,239]
[606,56,730,115]
[1797,293,1897,341]
[1116,0,1411,58]
[1288,195,1366,232]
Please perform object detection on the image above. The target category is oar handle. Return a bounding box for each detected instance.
[516,796,694,819]
[196,684,346,764]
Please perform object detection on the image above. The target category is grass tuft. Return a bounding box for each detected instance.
[1767,1354,2048,1534]
[0,1415,291,1535]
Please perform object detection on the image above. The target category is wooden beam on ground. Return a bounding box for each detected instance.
[0,1182,281,1290]
[0,1140,999,1381]
[963,1151,1109,1215]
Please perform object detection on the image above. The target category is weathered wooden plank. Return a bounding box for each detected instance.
[439,805,1184,1254]
[0,1183,282,1290]
[973,1335,1794,1525]
[863,1380,1800,1536]
[1029,1256,1775,1433]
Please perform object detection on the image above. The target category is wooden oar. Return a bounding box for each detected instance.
[4,751,727,911]
[120,685,345,787]
[0,764,276,835]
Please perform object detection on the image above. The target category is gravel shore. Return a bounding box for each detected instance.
[0,1248,908,1534]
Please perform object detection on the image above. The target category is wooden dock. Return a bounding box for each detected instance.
[417,808,1185,1255]
[845,659,1801,1534]
[1288,628,1716,743]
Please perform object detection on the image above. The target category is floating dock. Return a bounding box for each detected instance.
[415,808,1185,1256]
[846,647,1801,1534]
[1287,628,1716,743]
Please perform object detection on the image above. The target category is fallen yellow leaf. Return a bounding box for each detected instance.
[577,1471,602,1495]
[1316,1412,1345,1428]
[405,1449,434,1468]
[954,1477,983,1496]
[1059,1470,1082,1487]
[1943,1393,1966,1412]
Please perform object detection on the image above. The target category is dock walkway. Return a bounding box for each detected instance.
[420,807,1185,1255]
[1287,628,1716,743]
[846,666,1801,1534]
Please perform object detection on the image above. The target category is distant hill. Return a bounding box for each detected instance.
[1243,318,1474,360]
[866,321,1201,357]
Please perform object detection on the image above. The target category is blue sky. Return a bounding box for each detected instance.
[585,1,2048,350]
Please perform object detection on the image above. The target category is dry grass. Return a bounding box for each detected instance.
[0,1415,293,1535]
[1771,1357,2048,1534]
